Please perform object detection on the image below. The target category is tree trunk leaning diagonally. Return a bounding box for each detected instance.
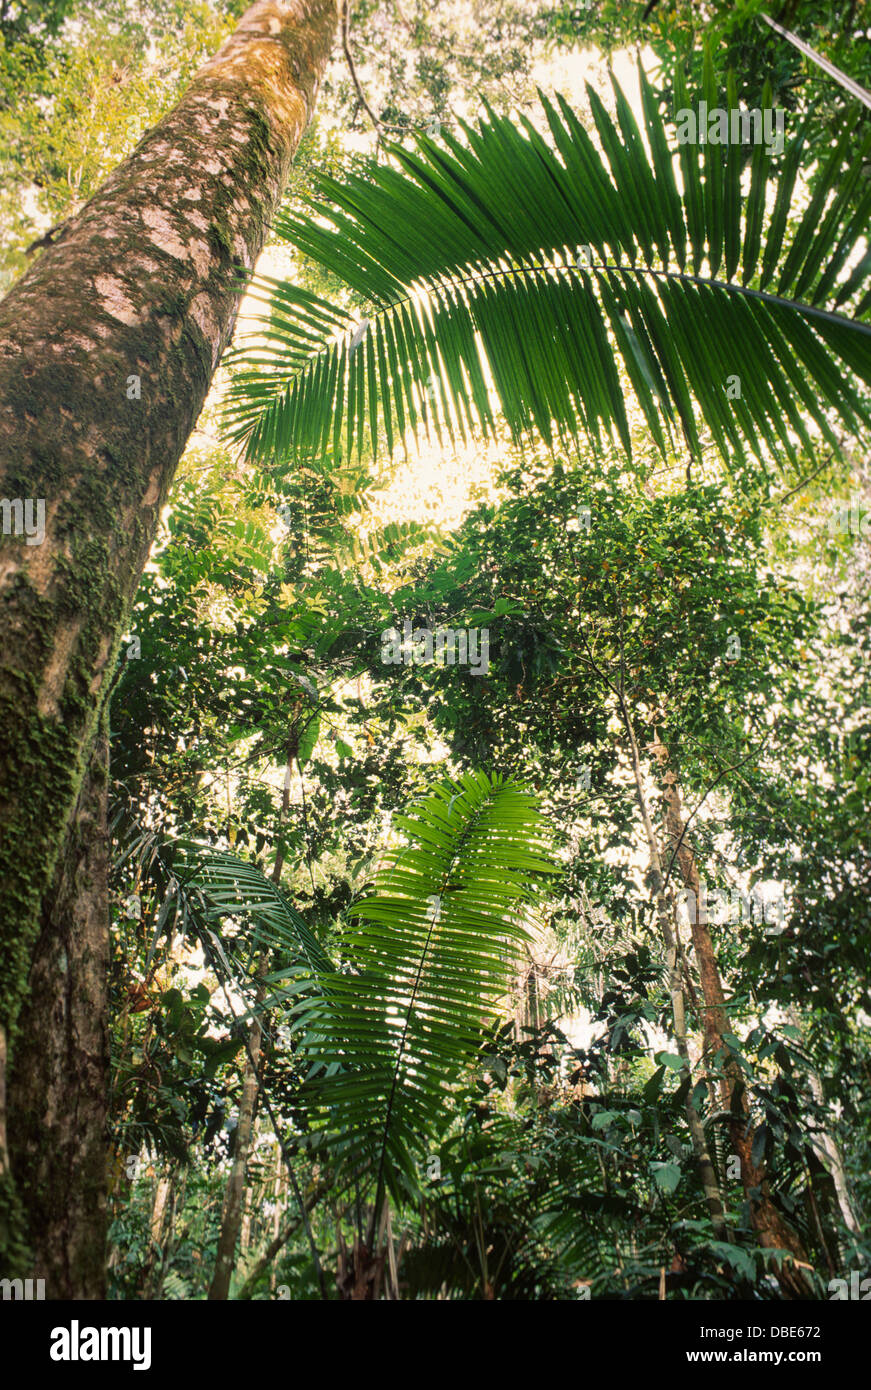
[0,0,338,1275]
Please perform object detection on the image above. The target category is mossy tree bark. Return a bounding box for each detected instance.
[0,0,338,1281]
[7,724,110,1297]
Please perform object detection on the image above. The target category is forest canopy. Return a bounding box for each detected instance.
[0,0,869,1322]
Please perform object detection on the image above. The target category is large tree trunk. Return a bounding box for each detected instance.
[0,0,338,1278]
[6,724,110,1297]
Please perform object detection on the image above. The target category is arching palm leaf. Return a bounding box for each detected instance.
[166,840,333,1008]
[284,770,555,1218]
[224,64,871,471]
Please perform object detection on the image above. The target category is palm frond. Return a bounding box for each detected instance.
[224,66,871,470]
[758,13,871,111]
[166,840,333,1006]
[286,770,556,1212]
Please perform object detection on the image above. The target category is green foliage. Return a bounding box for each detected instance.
[8,0,857,1302]
[0,0,234,284]
[225,67,871,472]
[285,771,556,1214]
[167,839,334,982]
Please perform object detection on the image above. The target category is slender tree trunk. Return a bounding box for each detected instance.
[235,1177,326,1300]
[241,1194,253,1255]
[208,1002,264,1301]
[0,0,338,1278]
[270,1151,283,1295]
[659,761,813,1296]
[5,723,110,1296]
[141,1169,175,1300]
[209,750,295,1299]
[616,699,726,1235]
[158,1165,189,1297]
[805,1065,860,1238]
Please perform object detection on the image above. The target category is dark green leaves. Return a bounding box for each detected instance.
[284,770,556,1205]
[225,68,871,472]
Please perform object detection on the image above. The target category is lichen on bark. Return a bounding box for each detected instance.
[0,0,338,1278]
[8,722,111,1297]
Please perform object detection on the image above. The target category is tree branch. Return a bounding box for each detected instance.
[341,0,383,131]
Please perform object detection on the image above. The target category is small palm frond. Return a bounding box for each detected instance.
[287,771,556,1214]
[225,62,871,471]
[166,840,333,1005]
